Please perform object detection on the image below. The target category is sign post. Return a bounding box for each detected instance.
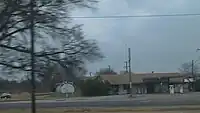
[60,82,75,98]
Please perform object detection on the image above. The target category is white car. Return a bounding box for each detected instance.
[0,93,12,99]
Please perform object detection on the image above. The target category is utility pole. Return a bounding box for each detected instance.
[124,61,128,73]
[192,60,196,91]
[192,60,194,77]
[128,48,132,96]
[192,60,196,82]
[30,0,36,113]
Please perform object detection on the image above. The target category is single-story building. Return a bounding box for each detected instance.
[98,72,194,95]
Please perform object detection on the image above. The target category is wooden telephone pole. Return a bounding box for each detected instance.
[30,0,36,113]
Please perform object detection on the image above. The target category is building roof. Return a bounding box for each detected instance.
[100,73,183,85]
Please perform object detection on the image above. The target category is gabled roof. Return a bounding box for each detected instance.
[100,73,183,85]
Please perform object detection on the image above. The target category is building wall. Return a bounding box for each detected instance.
[118,85,128,95]
[174,84,180,93]
[154,84,160,93]
[114,83,189,95]
[116,84,147,95]
[118,85,124,94]
[183,83,190,92]
[154,83,169,93]
[162,83,169,93]
[132,84,147,94]
[131,85,137,94]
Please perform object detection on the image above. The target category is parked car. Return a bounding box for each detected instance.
[0,93,11,99]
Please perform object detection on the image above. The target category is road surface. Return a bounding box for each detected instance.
[0,93,200,109]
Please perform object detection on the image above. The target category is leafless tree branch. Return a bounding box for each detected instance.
[0,0,102,81]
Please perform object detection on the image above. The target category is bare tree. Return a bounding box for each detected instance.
[179,61,200,91]
[0,0,103,80]
[37,62,87,91]
[179,61,199,76]
[96,68,118,75]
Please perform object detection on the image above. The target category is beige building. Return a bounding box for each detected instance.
[99,72,193,94]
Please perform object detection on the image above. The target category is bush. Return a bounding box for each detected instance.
[79,78,110,96]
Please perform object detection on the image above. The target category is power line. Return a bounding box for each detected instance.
[70,13,200,19]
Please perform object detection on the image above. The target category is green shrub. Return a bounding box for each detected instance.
[79,78,110,96]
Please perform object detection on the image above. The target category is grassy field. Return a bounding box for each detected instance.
[1,106,200,113]
[1,109,200,113]
[0,92,65,102]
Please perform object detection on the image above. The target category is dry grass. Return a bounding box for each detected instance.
[1,109,200,113]
[1,106,200,113]
[0,92,64,102]
[11,92,30,100]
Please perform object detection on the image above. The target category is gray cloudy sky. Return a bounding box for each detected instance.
[71,0,200,73]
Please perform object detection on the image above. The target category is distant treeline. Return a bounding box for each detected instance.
[0,78,51,93]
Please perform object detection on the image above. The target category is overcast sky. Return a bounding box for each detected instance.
[71,0,200,74]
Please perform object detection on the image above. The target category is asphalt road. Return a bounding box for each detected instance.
[0,95,200,109]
